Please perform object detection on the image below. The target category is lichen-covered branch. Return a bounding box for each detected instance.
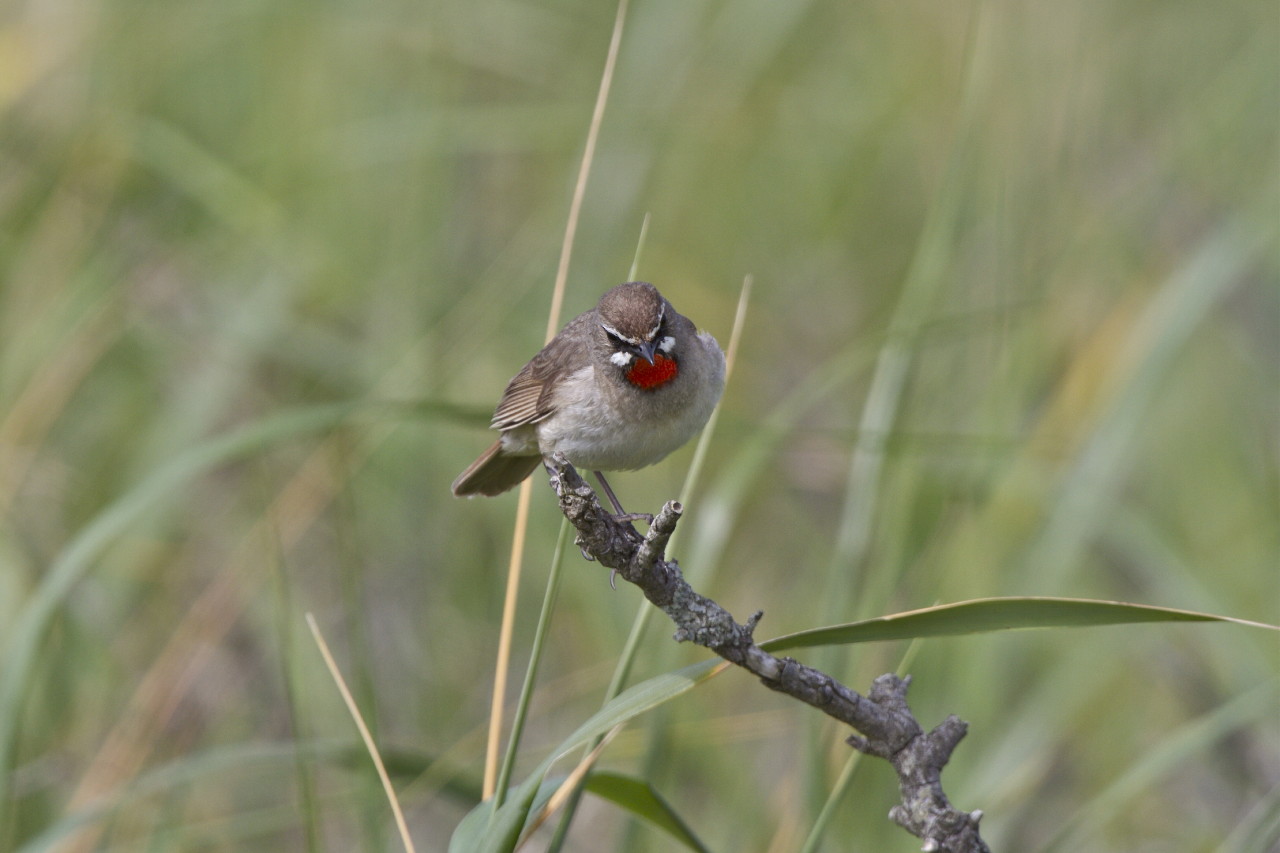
[544,457,990,853]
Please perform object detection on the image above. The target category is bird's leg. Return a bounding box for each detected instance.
[592,470,653,590]
[592,471,654,524]
[592,470,625,514]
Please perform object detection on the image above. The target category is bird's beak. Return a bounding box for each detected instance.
[634,339,658,366]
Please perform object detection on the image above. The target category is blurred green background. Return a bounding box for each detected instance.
[1,0,1277,850]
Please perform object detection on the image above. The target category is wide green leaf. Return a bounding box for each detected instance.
[584,772,710,853]
[449,771,547,853]
[761,597,1279,653]
[450,658,723,851]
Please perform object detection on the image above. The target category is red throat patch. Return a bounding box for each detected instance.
[626,354,678,390]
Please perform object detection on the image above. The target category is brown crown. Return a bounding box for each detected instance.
[596,282,666,343]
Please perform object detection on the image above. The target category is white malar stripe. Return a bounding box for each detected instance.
[658,336,676,353]
[610,350,633,367]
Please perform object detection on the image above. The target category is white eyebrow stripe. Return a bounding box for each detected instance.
[645,305,665,341]
[600,322,642,346]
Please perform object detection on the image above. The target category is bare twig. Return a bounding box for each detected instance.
[543,458,990,853]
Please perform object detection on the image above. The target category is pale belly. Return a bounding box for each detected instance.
[532,400,711,471]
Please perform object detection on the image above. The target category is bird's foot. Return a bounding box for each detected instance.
[611,511,654,526]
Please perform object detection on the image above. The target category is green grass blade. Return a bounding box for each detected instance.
[1039,681,1280,853]
[493,519,571,808]
[761,597,1279,652]
[551,659,723,766]
[16,741,346,853]
[798,750,862,853]
[1218,778,1280,853]
[0,402,368,810]
[626,212,651,281]
[450,770,546,853]
[453,659,723,851]
[583,772,710,853]
[1021,223,1270,591]
[685,335,873,580]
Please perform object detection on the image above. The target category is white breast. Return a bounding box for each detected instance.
[532,332,725,471]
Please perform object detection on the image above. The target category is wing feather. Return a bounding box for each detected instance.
[490,312,592,430]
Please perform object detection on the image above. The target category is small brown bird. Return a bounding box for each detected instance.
[452,282,725,511]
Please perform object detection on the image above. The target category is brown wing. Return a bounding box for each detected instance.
[490,312,592,430]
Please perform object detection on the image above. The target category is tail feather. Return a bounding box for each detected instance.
[452,441,543,497]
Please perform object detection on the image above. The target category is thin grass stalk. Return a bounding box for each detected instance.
[517,726,624,848]
[484,481,535,799]
[483,0,632,802]
[493,519,571,809]
[627,213,651,281]
[306,614,416,853]
[797,752,862,853]
[266,519,320,853]
[333,437,387,850]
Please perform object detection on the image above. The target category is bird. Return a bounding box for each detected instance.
[452,281,725,514]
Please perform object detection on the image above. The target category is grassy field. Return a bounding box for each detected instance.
[1,0,1277,850]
